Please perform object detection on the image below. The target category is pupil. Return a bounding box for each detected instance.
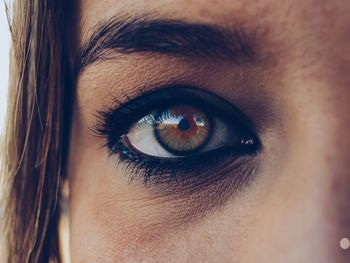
[178,118,191,132]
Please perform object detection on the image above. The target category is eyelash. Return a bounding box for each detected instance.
[92,85,261,185]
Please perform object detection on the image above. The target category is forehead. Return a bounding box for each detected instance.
[77,0,348,36]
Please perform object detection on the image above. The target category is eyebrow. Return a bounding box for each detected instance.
[76,17,257,74]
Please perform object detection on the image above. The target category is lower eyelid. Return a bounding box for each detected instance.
[116,137,260,185]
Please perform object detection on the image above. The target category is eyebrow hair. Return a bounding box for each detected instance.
[76,17,257,74]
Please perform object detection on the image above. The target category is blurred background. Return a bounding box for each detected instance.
[0,2,10,133]
[0,0,11,248]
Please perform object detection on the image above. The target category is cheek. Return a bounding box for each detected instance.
[68,175,252,263]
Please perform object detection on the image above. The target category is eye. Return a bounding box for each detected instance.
[93,86,261,184]
[125,104,250,157]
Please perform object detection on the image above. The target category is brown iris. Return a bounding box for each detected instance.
[155,105,211,154]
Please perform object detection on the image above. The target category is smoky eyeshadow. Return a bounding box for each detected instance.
[93,85,261,180]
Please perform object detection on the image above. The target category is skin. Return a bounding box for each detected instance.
[68,0,350,262]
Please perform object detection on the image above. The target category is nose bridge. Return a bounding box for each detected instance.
[287,86,350,262]
[286,1,350,235]
[281,41,350,259]
[298,71,350,261]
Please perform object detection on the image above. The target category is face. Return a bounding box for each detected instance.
[68,0,350,262]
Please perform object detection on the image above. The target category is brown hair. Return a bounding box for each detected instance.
[1,0,74,262]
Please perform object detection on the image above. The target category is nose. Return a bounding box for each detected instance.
[286,65,350,262]
[319,97,350,262]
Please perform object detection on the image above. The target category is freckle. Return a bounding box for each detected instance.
[339,237,350,250]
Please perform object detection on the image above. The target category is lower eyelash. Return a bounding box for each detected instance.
[114,139,260,186]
